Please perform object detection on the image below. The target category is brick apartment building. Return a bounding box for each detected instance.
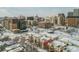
[3,16,27,32]
[65,16,79,27]
[38,21,53,28]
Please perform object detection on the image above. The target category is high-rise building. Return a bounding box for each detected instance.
[3,17,11,30]
[34,14,39,21]
[53,16,58,25]
[68,12,73,16]
[66,9,79,27]
[17,16,26,30]
[57,13,65,26]
[66,16,79,27]
[38,21,52,28]
[73,9,79,16]
[3,16,27,32]
[26,16,34,27]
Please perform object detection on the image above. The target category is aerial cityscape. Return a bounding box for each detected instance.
[0,7,79,52]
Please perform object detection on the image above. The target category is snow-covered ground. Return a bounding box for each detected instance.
[0,26,79,52]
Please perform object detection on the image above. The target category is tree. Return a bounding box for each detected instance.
[0,44,7,51]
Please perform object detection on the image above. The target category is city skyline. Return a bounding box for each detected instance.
[1,7,79,52]
[0,7,79,17]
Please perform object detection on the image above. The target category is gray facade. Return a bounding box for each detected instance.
[73,9,79,16]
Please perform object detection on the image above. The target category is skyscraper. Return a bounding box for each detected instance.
[68,12,73,16]
[73,9,79,16]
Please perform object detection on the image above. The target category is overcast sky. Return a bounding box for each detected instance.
[0,7,78,17]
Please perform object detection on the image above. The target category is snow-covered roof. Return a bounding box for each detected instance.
[5,44,21,51]
[37,47,47,52]
[8,47,23,52]
[59,36,71,41]
[0,41,5,46]
[3,40,15,45]
[49,34,59,39]
[53,40,66,47]
[66,46,79,52]
[69,39,79,46]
